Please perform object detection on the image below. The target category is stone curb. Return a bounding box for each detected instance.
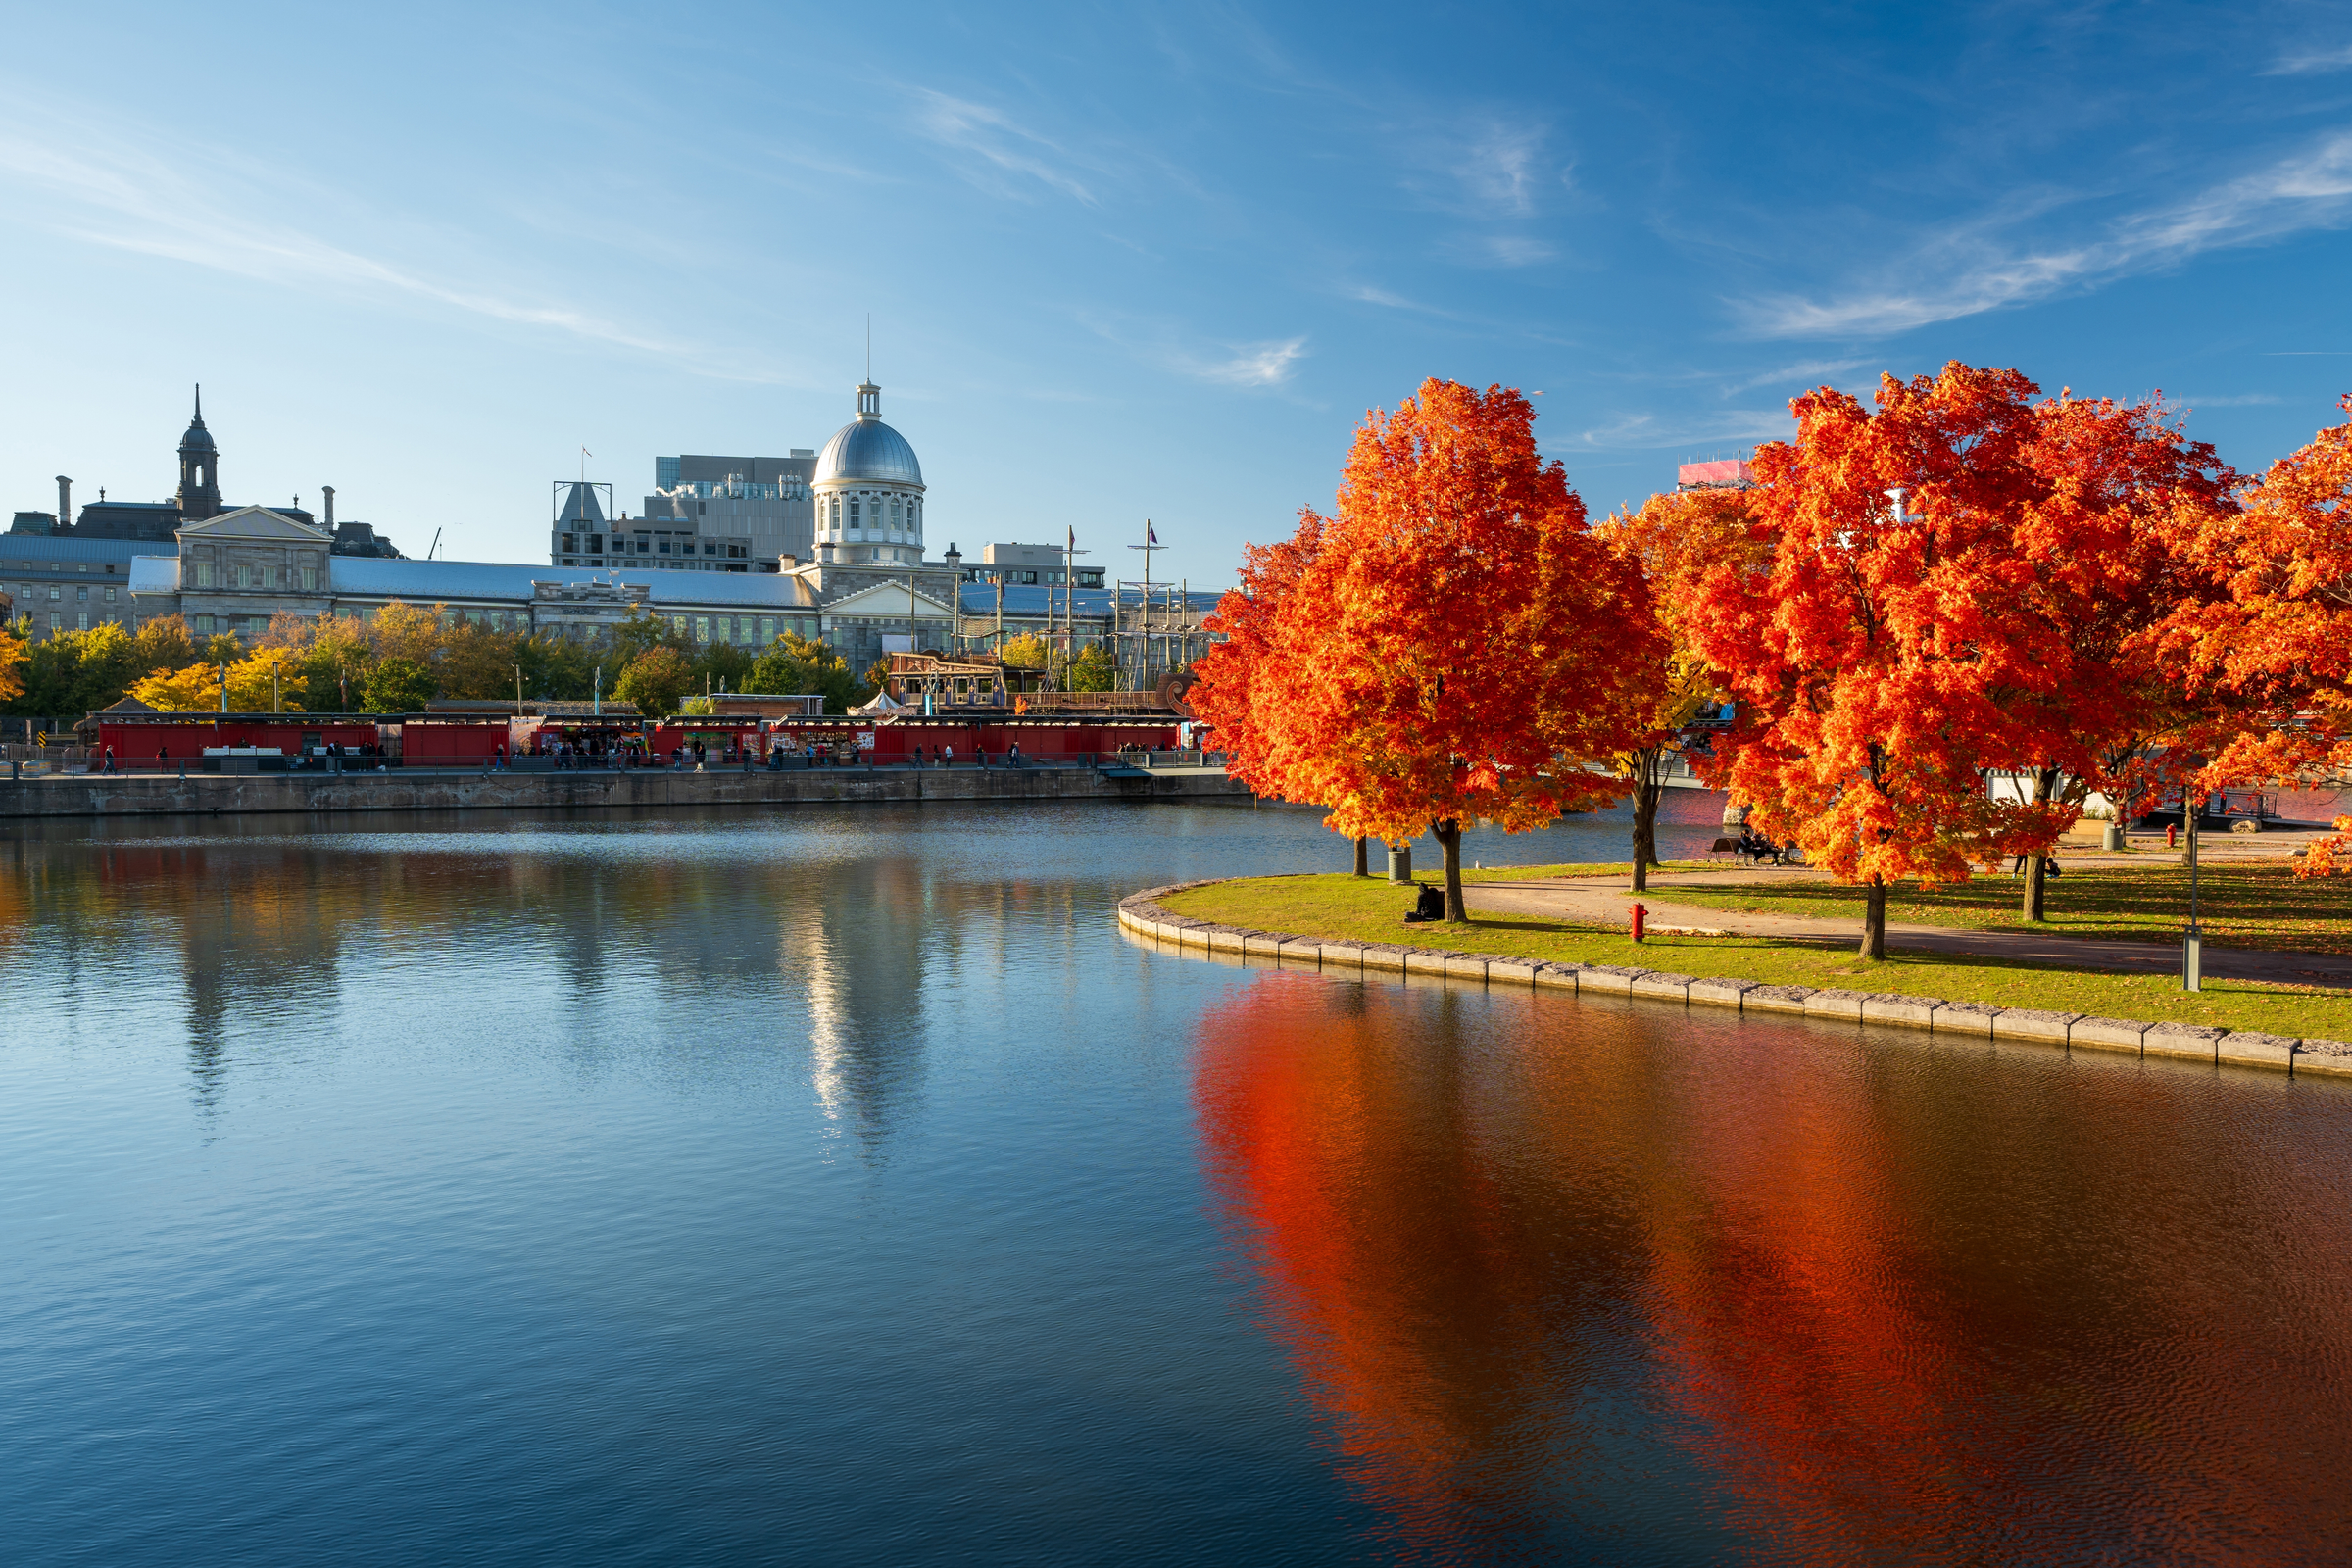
[1114,886,2352,1081]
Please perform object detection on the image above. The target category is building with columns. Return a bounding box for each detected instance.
[23,377,1223,674]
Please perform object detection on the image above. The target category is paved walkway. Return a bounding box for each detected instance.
[1461,852,2352,988]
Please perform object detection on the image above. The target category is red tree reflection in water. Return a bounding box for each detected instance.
[1196,974,2352,1562]
[1195,974,1630,1556]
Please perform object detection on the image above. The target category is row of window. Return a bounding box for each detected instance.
[820,494,921,534]
[11,583,119,604]
[558,534,751,559]
[963,567,1107,587]
[187,614,272,636]
[173,603,825,648]
[3,561,118,574]
[557,558,751,572]
[189,563,320,591]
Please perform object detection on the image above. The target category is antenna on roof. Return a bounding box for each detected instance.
[866,314,872,381]
[428,527,442,561]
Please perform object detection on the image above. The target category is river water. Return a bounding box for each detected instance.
[4,798,2348,1565]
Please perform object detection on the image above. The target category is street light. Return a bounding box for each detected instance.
[2180,763,2207,991]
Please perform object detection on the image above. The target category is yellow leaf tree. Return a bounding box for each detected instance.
[130,650,308,713]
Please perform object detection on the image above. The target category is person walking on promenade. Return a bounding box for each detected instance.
[943,743,955,768]
[103,746,116,774]
[1007,740,1020,768]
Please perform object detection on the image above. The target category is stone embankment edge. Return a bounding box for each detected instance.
[1117,881,2352,1081]
[0,766,1251,819]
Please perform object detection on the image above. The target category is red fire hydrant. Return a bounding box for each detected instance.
[2167,823,2178,849]
[1631,902,1647,943]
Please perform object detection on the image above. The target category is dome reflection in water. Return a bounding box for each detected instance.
[1194,969,2352,1563]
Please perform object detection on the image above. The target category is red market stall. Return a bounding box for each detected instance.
[92,713,385,769]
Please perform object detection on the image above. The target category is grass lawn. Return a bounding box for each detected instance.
[1656,858,2352,956]
[1159,873,2352,1040]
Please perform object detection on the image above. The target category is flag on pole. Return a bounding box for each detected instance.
[1145,521,1157,545]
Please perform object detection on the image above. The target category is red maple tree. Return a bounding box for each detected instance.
[1192,379,1661,920]
[2161,395,2352,788]
[1688,364,2231,956]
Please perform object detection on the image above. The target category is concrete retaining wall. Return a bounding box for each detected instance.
[0,765,1250,819]
[1118,883,2352,1081]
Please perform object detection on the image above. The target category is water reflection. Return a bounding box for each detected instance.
[11,803,2352,1564]
[1196,972,2352,1563]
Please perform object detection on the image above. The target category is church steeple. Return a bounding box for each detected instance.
[176,383,220,521]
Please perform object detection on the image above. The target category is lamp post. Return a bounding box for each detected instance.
[2183,783,2204,991]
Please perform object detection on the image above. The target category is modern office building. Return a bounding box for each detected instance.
[646,452,817,564]
[551,477,757,573]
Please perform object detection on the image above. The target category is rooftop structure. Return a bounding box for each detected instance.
[1677,459,1756,490]
[965,542,1104,589]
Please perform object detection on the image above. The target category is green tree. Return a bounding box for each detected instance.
[748,633,870,713]
[519,634,599,701]
[615,646,694,717]
[131,615,198,677]
[364,657,435,713]
[693,643,756,696]
[13,622,142,715]
[612,609,690,664]
[1065,643,1118,693]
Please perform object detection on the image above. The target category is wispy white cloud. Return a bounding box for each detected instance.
[2265,44,2352,75]
[1455,122,1546,217]
[1181,337,1308,387]
[2174,392,2283,406]
[1078,312,1306,389]
[1722,358,1872,394]
[1343,282,1455,317]
[1437,232,1556,270]
[1565,408,1795,451]
[0,118,700,362]
[908,89,1100,205]
[1740,130,2352,339]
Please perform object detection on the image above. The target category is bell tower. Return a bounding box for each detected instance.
[176,384,221,521]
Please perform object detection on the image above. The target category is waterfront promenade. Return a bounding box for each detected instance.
[1464,848,2352,989]
[0,759,1249,819]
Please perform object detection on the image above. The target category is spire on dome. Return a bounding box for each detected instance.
[179,384,217,455]
[176,383,221,518]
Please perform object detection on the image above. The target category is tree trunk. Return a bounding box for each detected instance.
[1352,836,1369,877]
[1434,819,1466,922]
[1631,762,1662,893]
[1860,877,1886,960]
[2021,765,2059,922]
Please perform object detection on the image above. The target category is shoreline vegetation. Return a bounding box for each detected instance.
[1159,869,2352,1040]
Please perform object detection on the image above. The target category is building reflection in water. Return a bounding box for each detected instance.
[1194,971,2352,1561]
[0,811,1056,1153]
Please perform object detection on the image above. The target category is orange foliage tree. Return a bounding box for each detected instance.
[2164,395,2352,787]
[1984,388,2238,919]
[1687,364,2234,957]
[1600,486,1768,890]
[1191,379,1660,921]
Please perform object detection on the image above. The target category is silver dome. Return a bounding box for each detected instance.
[814,418,923,488]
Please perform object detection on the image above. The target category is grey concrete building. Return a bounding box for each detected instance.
[0,534,147,639]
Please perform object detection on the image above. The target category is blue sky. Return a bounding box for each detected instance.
[2,1,2349,585]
